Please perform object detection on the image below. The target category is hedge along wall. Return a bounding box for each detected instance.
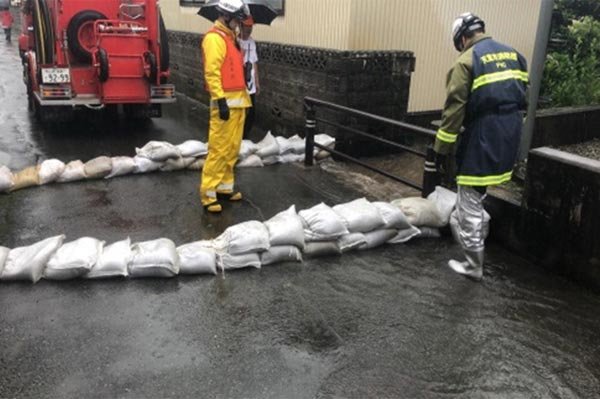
[167,30,415,156]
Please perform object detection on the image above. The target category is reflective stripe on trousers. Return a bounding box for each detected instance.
[450,185,487,252]
[200,107,246,205]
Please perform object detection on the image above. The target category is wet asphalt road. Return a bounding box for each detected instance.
[1,36,600,399]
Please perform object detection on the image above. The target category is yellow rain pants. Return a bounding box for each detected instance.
[200,107,246,205]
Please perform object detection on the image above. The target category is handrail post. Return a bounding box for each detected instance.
[421,146,439,197]
[304,100,316,166]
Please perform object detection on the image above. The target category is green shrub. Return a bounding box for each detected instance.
[541,16,600,107]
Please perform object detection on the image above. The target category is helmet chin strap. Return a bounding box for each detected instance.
[221,13,238,31]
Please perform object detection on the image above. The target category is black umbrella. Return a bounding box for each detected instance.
[197,0,278,26]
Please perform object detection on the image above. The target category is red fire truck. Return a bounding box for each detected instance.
[18,0,174,123]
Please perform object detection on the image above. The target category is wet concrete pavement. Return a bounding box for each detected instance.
[1,37,600,399]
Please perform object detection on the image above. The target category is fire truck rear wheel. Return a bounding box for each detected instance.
[67,10,107,64]
[145,52,157,83]
[159,14,169,72]
[97,48,109,83]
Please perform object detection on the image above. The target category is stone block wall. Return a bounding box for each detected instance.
[167,30,415,154]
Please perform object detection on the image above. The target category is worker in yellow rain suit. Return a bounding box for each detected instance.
[200,0,251,213]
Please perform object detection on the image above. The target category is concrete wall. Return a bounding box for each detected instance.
[161,0,542,112]
[532,106,600,149]
[521,148,600,289]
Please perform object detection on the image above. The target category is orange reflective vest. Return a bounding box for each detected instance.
[204,27,246,92]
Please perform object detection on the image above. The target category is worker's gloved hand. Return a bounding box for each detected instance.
[434,152,447,177]
[217,98,230,121]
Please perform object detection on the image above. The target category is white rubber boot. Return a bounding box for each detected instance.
[448,249,484,281]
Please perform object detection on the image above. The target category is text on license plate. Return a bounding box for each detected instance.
[41,68,71,84]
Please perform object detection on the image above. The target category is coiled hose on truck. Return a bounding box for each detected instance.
[32,0,54,65]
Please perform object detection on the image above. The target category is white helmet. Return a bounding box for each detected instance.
[216,0,250,20]
[452,12,485,51]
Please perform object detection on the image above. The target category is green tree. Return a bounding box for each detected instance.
[555,0,600,22]
[541,4,600,107]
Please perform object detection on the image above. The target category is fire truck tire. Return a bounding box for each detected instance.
[67,10,107,64]
[159,14,169,72]
[97,48,109,82]
[26,72,34,111]
[145,52,157,83]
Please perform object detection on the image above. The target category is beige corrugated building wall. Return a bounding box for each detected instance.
[161,0,543,112]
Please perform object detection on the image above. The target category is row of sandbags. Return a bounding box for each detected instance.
[0,132,336,193]
[0,190,465,284]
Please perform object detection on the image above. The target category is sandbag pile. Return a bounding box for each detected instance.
[0,192,458,284]
[236,132,334,167]
[0,133,335,194]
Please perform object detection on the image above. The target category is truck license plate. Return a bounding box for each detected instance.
[41,68,71,84]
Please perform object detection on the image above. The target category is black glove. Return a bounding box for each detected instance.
[217,98,230,121]
[434,152,447,176]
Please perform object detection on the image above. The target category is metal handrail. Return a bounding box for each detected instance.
[316,117,427,157]
[305,96,437,139]
[304,96,440,197]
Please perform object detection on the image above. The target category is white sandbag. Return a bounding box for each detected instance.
[304,241,342,258]
[84,156,113,179]
[160,157,195,172]
[38,159,66,184]
[86,238,132,279]
[218,252,261,271]
[276,135,305,155]
[264,205,305,248]
[1,235,65,283]
[0,165,14,192]
[372,202,412,230]
[316,149,333,160]
[176,140,208,158]
[10,166,40,191]
[427,186,457,225]
[237,154,263,168]
[392,197,445,228]
[129,238,180,278]
[416,227,442,239]
[177,241,217,275]
[214,221,270,255]
[359,229,398,250]
[260,245,303,266]
[287,134,306,154]
[255,131,280,158]
[275,136,291,155]
[314,134,336,160]
[337,233,367,253]
[280,153,305,164]
[133,155,162,173]
[262,155,282,165]
[105,156,137,178]
[333,198,385,233]
[300,203,349,241]
[239,139,258,159]
[314,134,336,148]
[0,246,9,276]
[388,226,422,244]
[187,158,205,170]
[57,160,87,182]
[44,237,104,280]
[135,141,181,161]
